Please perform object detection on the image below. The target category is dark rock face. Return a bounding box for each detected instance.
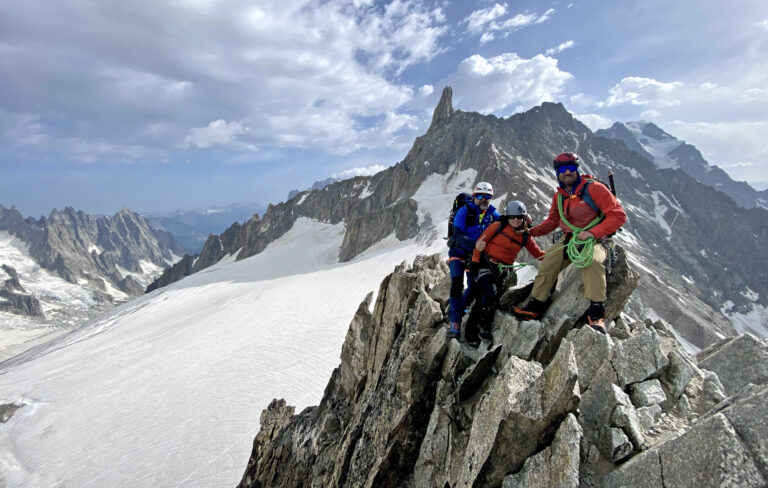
[237,254,768,487]
[1,264,43,317]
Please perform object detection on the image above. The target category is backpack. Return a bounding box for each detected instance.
[447,192,477,248]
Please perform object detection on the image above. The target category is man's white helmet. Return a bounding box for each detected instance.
[473,181,493,196]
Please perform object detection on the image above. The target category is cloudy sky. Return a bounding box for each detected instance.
[1,0,767,217]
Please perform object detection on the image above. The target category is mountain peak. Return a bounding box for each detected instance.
[429,86,453,131]
[626,121,676,141]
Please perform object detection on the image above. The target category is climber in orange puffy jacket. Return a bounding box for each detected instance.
[463,200,544,347]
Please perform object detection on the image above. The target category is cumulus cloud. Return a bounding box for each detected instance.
[463,4,553,40]
[604,77,684,107]
[182,120,249,149]
[440,53,573,113]
[545,40,575,56]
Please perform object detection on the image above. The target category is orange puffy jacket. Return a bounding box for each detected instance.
[472,220,545,265]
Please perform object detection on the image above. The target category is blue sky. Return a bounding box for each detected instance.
[1,0,767,217]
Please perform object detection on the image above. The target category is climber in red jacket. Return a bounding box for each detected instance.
[512,152,626,333]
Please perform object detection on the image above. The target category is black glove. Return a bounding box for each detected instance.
[469,261,479,278]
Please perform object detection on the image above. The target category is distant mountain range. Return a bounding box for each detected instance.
[142,202,265,253]
[0,205,183,358]
[150,87,768,349]
[596,121,768,210]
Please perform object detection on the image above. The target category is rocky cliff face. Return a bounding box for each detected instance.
[0,204,182,321]
[238,253,768,488]
[150,87,768,348]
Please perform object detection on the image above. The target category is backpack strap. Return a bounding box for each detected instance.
[579,180,603,216]
[487,218,527,249]
[466,206,478,226]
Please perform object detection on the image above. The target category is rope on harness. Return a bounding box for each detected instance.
[557,194,603,269]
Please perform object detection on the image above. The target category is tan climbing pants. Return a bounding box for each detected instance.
[530,234,608,302]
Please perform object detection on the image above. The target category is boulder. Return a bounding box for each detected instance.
[611,328,668,387]
[631,379,667,407]
[697,333,768,395]
[502,413,582,488]
[604,413,765,488]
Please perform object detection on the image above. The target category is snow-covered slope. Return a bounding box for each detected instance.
[624,121,682,169]
[0,174,508,487]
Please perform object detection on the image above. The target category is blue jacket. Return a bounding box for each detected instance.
[449,203,500,259]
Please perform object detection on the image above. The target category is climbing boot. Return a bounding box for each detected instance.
[587,302,607,334]
[447,322,461,340]
[512,298,546,321]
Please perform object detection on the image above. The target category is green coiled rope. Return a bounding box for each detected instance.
[557,195,603,269]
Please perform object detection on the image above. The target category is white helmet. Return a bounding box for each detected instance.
[473,181,493,197]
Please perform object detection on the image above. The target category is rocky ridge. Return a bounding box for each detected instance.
[238,251,768,488]
[149,87,768,348]
[0,204,182,321]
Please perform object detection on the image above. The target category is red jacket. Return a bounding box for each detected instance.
[472,221,545,265]
[530,174,626,240]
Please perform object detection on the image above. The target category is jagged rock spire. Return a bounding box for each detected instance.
[429,86,453,131]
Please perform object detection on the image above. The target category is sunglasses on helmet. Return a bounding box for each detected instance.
[556,164,579,174]
[474,193,492,200]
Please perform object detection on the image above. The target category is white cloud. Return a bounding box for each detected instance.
[182,120,249,149]
[641,109,661,118]
[1,113,47,146]
[463,5,552,40]
[545,40,575,56]
[574,113,613,131]
[419,84,434,97]
[441,53,573,113]
[568,93,597,111]
[602,76,768,120]
[464,3,507,33]
[500,13,537,29]
[332,164,388,179]
[669,120,768,158]
[535,8,555,23]
[758,20,768,31]
[720,161,757,168]
[605,77,684,107]
[480,32,495,44]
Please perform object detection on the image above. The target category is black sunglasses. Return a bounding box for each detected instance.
[474,193,492,200]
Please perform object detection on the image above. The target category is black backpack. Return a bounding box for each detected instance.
[447,192,476,248]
